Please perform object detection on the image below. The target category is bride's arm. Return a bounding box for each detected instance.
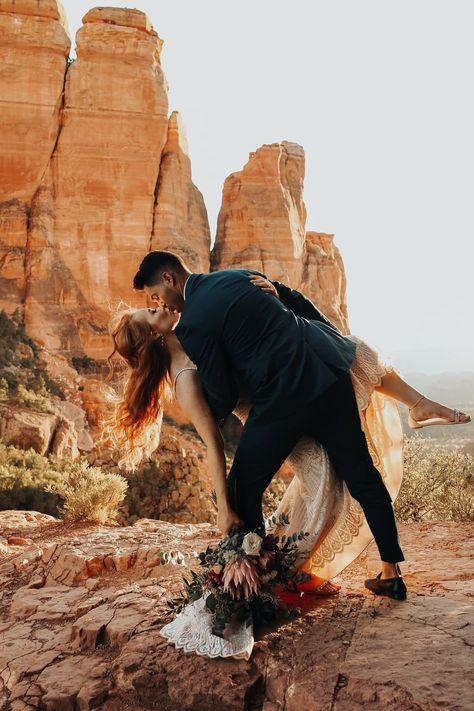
[174,369,244,535]
[249,273,343,334]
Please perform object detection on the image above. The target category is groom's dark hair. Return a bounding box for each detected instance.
[133,251,189,290]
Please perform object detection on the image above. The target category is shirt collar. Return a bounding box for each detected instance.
[183,273,194,301]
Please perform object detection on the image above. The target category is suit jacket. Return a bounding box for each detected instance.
[174,269,357,424]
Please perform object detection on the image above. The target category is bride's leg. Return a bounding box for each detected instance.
[374,369,471,424]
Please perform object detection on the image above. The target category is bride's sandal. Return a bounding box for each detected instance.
[302,580,341,596]
[294,573,341,596]
[408,395,471,429]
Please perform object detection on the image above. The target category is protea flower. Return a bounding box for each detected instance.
[222,556,260,599]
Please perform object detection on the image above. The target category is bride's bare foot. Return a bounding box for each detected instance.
[409,396,471,427]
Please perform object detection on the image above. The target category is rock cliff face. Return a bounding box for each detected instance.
[212,141,307,286]
[1,3,349,356]
[24,7,170,358]
[151,111,211,272]
[0,0,70,314]
[300,231,350,331]
[0,5,211,359]
[0,3,352,501]
[212,142,350,333]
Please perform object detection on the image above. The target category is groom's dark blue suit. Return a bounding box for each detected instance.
[175,269,356,423]
[175,268,404,563]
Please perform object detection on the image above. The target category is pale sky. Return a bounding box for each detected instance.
[62,0,473,373]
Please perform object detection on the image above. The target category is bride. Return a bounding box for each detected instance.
[106,275,470,659]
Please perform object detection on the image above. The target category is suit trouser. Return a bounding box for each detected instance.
[226,367,405,563]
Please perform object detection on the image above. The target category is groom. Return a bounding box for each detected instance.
[133,250,407,600]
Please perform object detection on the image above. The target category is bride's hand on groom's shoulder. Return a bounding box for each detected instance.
[217,505,245,537]
[249,275,280,299]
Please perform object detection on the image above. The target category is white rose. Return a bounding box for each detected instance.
[242,532,263,556]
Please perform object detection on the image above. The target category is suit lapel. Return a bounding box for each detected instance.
[184,272,200,300]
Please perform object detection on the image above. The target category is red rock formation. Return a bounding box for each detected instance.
[0,4,212,359]
[213,141,307,285]
[0,402,78,458]
[0,0,70,313]
[151,111,211,272]
[300,231,350,333]
[24,7,169,358]
[212,142,351,333]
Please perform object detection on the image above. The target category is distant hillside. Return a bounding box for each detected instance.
[402,371,474,404]
[395,370,474,456]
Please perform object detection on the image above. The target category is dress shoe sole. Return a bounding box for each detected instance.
[365,586,407,601]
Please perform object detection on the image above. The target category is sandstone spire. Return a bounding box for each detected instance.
[0,0,70,313]
[151,111,211,272]
[212,142,351,332]
[212,141,306,286]
[23,7,170,356]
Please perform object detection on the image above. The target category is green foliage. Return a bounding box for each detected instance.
[0,441,63,514]
[0,442,128,523]
[0,377,8,401]
[0,309,64,400]
[44,458,128,524]
[395,434,474,522]
[72,355,99,373]
[0,308,38,366]
[13,381,57,414]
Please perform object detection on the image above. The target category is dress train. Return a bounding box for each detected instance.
[160,336,404,659]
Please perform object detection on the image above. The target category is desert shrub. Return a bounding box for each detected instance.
[0,443,128,523]
[44,457,128,524]
[0,310,64,400]
[395,434,474,522]
[0,442,63,514]
[72,355,99,373]
[13,381,57,414]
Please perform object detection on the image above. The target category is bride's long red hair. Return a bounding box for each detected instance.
[104,307,172,469]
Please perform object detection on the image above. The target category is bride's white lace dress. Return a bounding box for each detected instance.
[160,335,404,660]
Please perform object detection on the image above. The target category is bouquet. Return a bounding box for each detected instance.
[167,512,312,638]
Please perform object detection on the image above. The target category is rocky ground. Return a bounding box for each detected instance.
[0,511,472,711]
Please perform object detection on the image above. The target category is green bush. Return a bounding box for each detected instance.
[13,381,57,414]
[44,458,128,524]
[395,434,474,522]
[0,442,63,514]
[0,442,128,524]
[72,355,99,373]
[0,310,64,400]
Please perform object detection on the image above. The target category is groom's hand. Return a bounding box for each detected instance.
[249,275,280,299]
[217,506,245,537]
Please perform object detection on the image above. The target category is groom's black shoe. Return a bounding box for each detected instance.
[364,566,407,601]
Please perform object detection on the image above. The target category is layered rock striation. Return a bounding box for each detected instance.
[151,111,211,272]
[24,7,170,357]
[212,142,351,333]
[0,5,211,359]
[0,0,70,314]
